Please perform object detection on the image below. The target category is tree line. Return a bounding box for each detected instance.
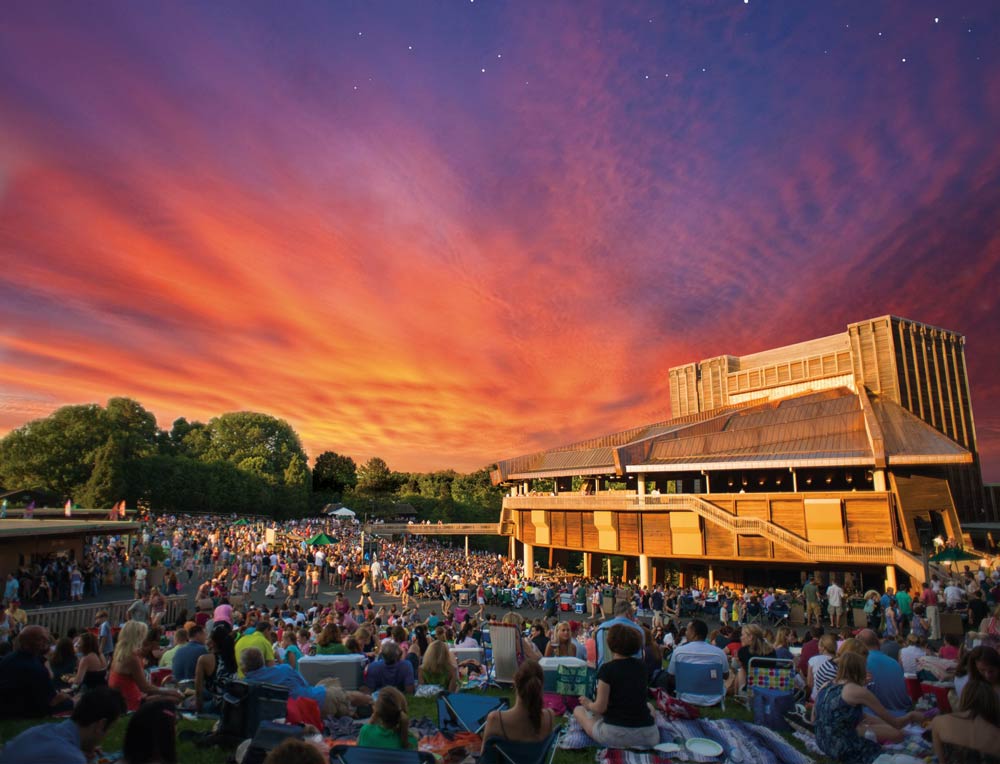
[0,398,503,521]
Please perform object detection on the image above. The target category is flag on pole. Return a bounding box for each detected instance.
[119,500,127,519]
[65,499,73,518]
[25,500,35,519]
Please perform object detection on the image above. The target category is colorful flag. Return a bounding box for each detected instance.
[119,500,127,519]
[65,499,72,517]
[25,500,34,519]
[0,499,6,519]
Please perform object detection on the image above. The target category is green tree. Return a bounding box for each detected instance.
[200,412,307,486]
[80,436,128,507]
[0,404,110,496]
[357,457,392,494]
[312,451,357,494]
[282,453,310,516]
[104,397,158,460]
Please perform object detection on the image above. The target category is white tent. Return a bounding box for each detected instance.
[331,507,356,518]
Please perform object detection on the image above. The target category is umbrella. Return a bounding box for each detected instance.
[929,547,981,563]
[307,532,334,546]
[331,507,356,518]
[233,519,249,526]
[863,590,880,599]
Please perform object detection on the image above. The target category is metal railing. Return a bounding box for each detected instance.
[22,594,188,637]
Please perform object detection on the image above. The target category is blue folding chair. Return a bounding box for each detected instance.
[437,691,508,734]
[480,727,561,764]
[674,659,726,710]
[330,746,436,763]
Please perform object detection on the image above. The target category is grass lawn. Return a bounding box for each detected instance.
[1,690,832,764]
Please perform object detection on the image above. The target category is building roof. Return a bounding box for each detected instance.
[493,387,973,481]
[0,519,137,539]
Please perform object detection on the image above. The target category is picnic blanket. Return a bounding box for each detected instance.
[597,751,674,764]
[561,713,812,764]
[791,724,933,762]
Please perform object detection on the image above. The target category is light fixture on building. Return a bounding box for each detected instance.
[825,474,833,484]
[846,474,853,484]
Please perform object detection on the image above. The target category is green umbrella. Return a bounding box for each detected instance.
[233,519,249,526]
[929,547,981,563]
[307,532,334,546]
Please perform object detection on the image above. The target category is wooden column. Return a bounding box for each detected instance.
[873,469,887,491]
[708,564,714,589]
[637,473,646,506]
[524,543,534,578]
[791,468,798,493]
[583,553,592,578]
[639,554,651,588]
[464,535,469,558]
[885,565,897,593]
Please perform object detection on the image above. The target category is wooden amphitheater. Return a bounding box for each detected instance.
[489,315,989,591]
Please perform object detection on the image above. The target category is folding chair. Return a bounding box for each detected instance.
[767,602,790,628]
[673,659,726,710]
[330,746,436,763]
[488,623,522,686]
[743,657,796,729]
[480,727,561,764]
[437,691,508,734]
[745,601,765,625]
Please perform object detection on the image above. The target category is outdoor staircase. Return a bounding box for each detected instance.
[654,494,927,582]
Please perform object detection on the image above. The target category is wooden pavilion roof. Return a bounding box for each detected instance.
[493,387,972,482]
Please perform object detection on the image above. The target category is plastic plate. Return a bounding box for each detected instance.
[685,737,724,757]
[654,742,682,754]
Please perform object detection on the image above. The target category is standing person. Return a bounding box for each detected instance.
[591,584,604,620]
[826,578,845,629]
[803,577,822,628]
[572,624,659,748]
[895,586,913,636]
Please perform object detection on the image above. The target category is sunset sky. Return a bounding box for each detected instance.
[1,1,998,478]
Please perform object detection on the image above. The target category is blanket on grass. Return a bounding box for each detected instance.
[560,714,812,764]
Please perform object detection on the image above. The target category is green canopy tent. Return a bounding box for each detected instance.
[307,532,335,546]
[233,519,250,526]
[929,547,981,563]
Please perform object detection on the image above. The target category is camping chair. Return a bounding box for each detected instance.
[488,623,522,686]
[678,595,699,618]
[741,657,796,729]
[745,601,765,625]
[767,601,791,628]
[330,746,436,763]
[480,726,561,764]
[437,692,508,734]
[673,659,726,710]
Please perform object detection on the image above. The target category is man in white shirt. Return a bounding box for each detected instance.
[665,619,729,706]
[944,582,966,609]
[826,580,845,628]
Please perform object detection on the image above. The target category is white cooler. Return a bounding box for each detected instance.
[297,654,366,690]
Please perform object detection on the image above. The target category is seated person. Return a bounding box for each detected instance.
[357,686,419,749]
[0,686,125,764]
[545,621,586,660]
[418,639,457,692]
[663,619,729,705]
[121,699,177,764]
[109,621,184,712]
[815,652,923,764]
[71,631,109,692]
[573,624,659,749]
[858,629,912,716]
[240,647,326,706]
[48,637,78,689]
[481,660,554,753]
[171,625,208,682]
[0,625,74,717]
[263,739,326,764]
[931,679,1000,764]
[364,641,415,695]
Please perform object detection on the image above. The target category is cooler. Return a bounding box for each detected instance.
[539,656,587,692]
[297,654,366,690]
[559,593,572,612]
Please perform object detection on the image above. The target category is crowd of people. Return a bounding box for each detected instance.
[0,511,998,763]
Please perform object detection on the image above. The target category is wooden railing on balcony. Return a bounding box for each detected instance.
[504,493,927,576]
[364,522,507,536]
